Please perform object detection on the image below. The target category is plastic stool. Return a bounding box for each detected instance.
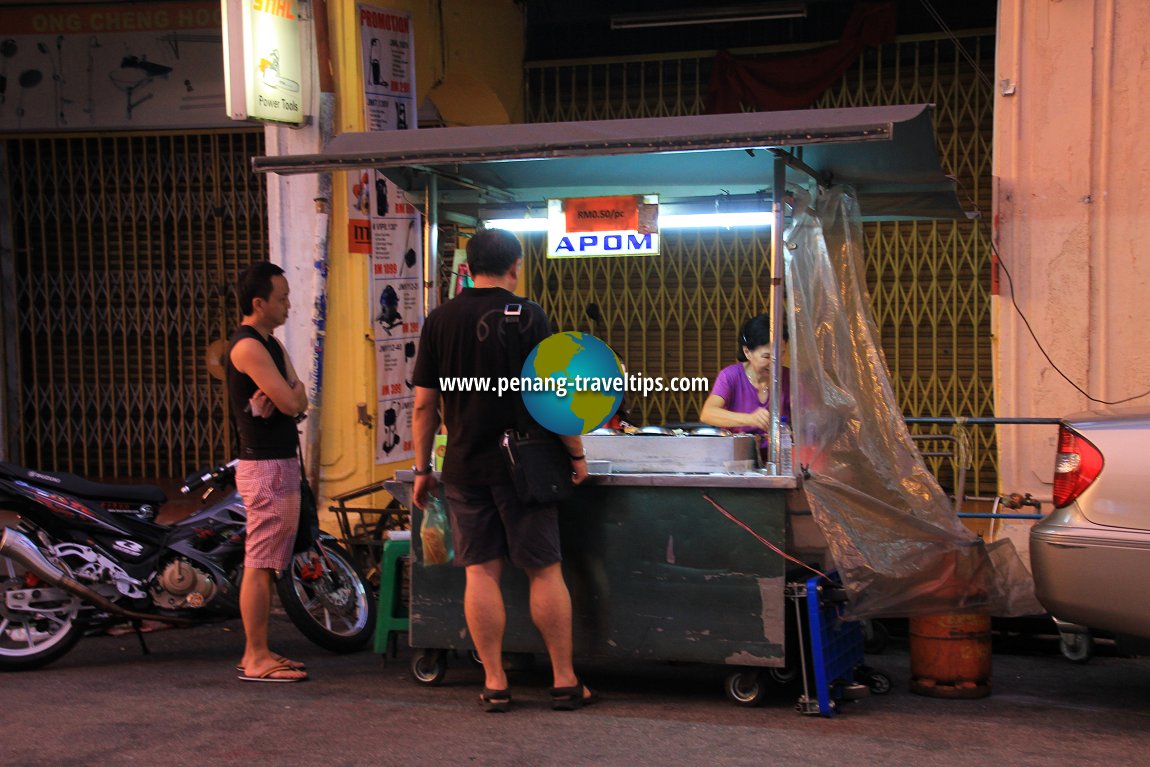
[373,535,411,657]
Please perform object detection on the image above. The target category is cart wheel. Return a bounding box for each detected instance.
[724,670,768,707]
[767,665,801,685]
[1059,631,1094,664]
[468,648,484,667]
[410,649,448,685]
[866,671,892,695]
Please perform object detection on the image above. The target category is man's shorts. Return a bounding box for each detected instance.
[236,457,300,571]
[442,483,561,569]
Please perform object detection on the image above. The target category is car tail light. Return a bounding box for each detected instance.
[1052,425,1104,508]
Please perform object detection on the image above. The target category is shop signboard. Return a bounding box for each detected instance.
[221,0,304,125]
[547,195,661,258]
[0,2,230,131]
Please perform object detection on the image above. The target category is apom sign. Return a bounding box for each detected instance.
[222,0,305,125]
[546,195,660,258]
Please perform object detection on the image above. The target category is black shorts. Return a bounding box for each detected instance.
[442,483,561,569]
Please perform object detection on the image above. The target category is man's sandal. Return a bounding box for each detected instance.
[479,687,512,713]
[234,655,306,673]
[549,681,598,711]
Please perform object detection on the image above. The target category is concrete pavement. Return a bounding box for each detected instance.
[3,616,1150,766]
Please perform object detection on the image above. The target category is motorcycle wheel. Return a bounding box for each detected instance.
[277,540,377,653]
[0,549,87,671]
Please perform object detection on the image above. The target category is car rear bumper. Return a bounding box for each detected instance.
[1031,518,1150,638]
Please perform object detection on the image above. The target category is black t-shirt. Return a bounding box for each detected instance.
[225,325,299,460]
[412,287,552,485]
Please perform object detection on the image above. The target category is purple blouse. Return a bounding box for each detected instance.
[709,363,792,448]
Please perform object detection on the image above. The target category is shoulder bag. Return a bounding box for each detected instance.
[496,303,574,506]
[294,438,321,554]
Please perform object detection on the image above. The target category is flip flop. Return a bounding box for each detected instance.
[549,681,598,711]
[479,687,512,713]
[237,663,309,683]
[235,655,306,673]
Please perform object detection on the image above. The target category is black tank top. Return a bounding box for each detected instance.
[226,325,299,460]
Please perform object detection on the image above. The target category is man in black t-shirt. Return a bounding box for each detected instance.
[411,229,594,712]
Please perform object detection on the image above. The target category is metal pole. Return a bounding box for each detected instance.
[904,417,1061,426]
[426,174,440,313]
[768,155,786,470]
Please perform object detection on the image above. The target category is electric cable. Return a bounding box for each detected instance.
[702,493,830,580]
[918,0,994,91]
[993,239,1150,405]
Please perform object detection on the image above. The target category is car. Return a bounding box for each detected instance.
[1030,411,1150,659]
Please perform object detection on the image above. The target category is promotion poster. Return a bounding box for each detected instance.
[354,5,419,464]
[357,5,416,132]
[370,176,422,465]
[0,2,230,131]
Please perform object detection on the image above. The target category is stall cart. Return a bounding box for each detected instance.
[389,436,885,712]
[254,103,962,710]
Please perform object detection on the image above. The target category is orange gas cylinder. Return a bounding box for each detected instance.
[908,613,992,699]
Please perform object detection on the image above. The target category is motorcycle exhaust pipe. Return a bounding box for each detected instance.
[0,528,193,626]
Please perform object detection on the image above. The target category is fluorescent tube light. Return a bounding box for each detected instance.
[611,3,807,30]
[483,218,549,233]
[483,213,771,232]
[660,212,772,229]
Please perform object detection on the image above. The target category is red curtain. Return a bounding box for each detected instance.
[706,2,897,114]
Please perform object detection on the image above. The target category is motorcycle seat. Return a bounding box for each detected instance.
[0,461,168,506]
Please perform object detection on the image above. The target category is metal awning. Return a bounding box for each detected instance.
[252,104,971,221]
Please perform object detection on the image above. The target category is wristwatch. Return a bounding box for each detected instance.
[412,465,432,476]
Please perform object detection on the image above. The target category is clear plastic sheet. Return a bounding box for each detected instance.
[784,187,1042,619]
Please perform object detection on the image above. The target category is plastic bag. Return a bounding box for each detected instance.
[421,496,454,565]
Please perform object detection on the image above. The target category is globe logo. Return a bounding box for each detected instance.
[521,332,624,435]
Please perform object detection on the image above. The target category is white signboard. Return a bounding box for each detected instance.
[221,0,304,125]
[0,2,230,131]
[547,195,661,258]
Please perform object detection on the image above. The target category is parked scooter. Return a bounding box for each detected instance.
[0,459,376,670]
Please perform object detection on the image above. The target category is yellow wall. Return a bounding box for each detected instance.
[319,0,524,499]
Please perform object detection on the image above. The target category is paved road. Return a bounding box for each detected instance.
[4,616,1150,766]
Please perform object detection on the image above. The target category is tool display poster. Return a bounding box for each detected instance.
[0,2,231,131]
[354,5,419,464]
[356,5,416,132]
[369,173,422,465]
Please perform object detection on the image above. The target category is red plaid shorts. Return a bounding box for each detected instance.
[236,457,300,571]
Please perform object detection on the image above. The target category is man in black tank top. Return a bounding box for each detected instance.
[226,261,309,683]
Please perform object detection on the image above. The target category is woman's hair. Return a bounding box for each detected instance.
[736,314,772,361]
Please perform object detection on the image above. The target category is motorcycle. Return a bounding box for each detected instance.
[0,458,377,671]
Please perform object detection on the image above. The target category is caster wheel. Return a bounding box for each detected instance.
[1059,631,1094,664]
[767,665,800,685]
[410,648,448,685]
[724,669,768,707]
[867,672,892,695]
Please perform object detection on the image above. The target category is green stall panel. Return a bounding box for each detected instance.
[403,474,791,667]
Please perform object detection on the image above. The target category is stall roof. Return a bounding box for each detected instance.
[253,104,971,221]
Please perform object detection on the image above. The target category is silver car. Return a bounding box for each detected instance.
[1030,412,1150,658]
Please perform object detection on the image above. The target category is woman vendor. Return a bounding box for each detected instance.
[699,314,790,455]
